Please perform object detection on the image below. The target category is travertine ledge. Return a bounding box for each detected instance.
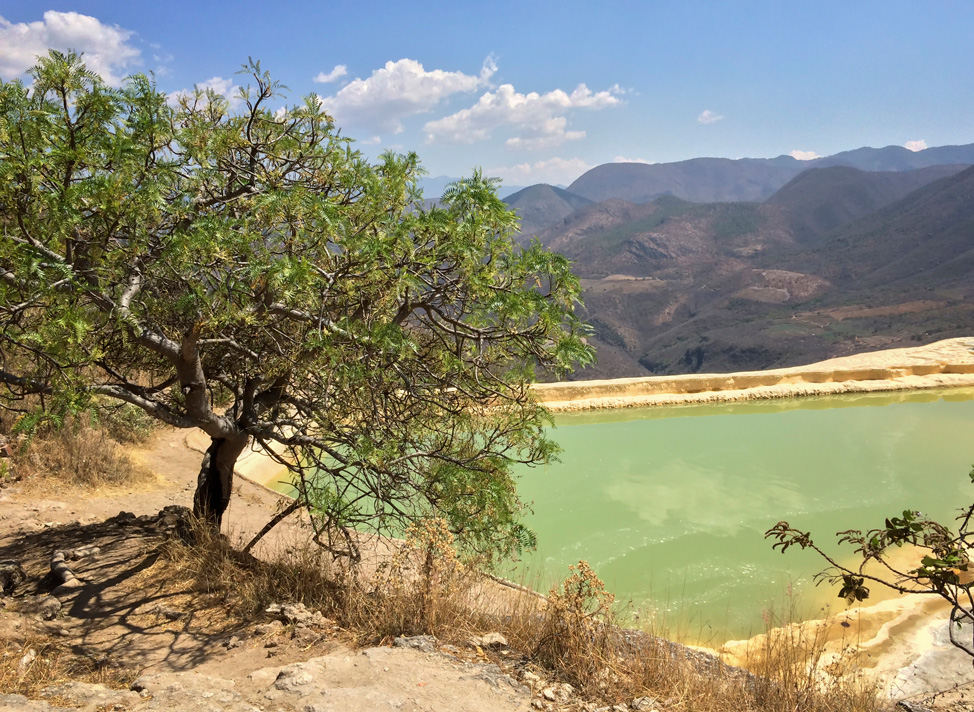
[533,337,974,411]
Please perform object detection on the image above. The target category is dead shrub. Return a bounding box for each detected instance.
[531,560,617,694]
[341,518,474,643]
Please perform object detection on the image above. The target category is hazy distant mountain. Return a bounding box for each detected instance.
[558,142,974,213]
[566,156,803,204]
[815,143,974,171]
[764,164,967,243]
[794,164,974,290]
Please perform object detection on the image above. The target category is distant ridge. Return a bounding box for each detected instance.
[765,164,968,243]
[799,163,974,289]
[561,142,974,210]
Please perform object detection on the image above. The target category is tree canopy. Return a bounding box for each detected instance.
[0,51,593,561]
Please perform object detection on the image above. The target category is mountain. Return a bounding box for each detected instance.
[559,142,974,212]
[566,156,803,204]
[815,143,974,171]
[539,164,974,379]
[503,184,593,239]
[793,164,974,290]
[764,164,968,243]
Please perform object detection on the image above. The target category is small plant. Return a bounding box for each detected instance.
[766,466,974,659]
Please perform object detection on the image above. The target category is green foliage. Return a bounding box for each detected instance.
[766,468,974,657]
[0,51,593,561]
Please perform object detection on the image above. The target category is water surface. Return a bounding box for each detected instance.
[512,388,974,642]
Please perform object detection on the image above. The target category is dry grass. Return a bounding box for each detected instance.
[159,517,342,618]
[0,634,139,699]
[161,517,890,712]
[2,411,155,490]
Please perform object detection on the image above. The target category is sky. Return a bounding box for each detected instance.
[1,1,973,188]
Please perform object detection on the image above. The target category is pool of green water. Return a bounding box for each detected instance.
[511,387,974,643]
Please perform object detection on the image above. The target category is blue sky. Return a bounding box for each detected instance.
[2,2,972,187]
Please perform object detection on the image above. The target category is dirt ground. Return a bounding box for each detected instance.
[0,428,541,712]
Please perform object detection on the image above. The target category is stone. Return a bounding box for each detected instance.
[392,634,437,654]
[34,595,61,621]
[269,660,328,694]
[631,697,659,711]
[471,632,509,649]
[0,560,25,595]
[459,662,530,695]
[40,681,141,709]
[255,620,285,635]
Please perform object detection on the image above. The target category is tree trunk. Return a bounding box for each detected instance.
[193,433,249,528]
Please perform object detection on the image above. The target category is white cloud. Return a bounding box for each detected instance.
[0,11,141,85]
[320,57,496,133]
[697,109,724,125]
[359,135,382,145]
[789,149,820,160]
[488,157,593,185]
[313,64,347,83]
[424,83,623,149]
[904,139,928,152]
[168,76,243,110]
[613,155,654,164]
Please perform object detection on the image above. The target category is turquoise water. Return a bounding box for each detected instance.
[511,388,974,642]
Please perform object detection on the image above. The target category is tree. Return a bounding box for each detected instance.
[0,51,592,561]
[766,467,974,660]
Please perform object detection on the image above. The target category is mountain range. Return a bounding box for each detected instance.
[500,142,974,379]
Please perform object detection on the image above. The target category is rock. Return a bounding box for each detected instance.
[471,632,509,649]
[542,683,574,703]
[531,700,544,710]
[0,694,68,711]
[631,697,659,711]
[0,559,27,596]
[392,634,437,653]
[460,662,530,694]
[157,505,191,528]
[0,560,25,595]
[34,595,61,621]
[155,605,182,620]
[264,601,327,627]
[267,660,328,695]
[255,620,285,635]
[132,672,259,711]
[40,681,141,709]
